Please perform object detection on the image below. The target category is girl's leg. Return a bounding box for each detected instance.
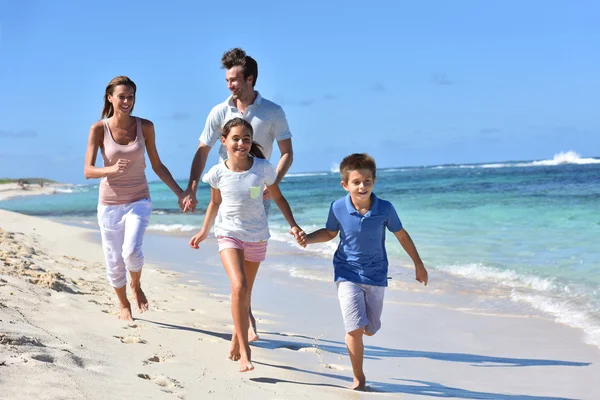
[220,248,254,372]
[123,199,151,312]
[244,260,261,342]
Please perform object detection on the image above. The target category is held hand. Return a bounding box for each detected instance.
[110,159,131,175]
[415,263,428,286]
[263,187,272,201]
[289,226,307,248]
[180,188,198,213]
[189,230,207,249]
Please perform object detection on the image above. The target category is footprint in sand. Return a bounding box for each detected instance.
[113,335,146,344]
[138,373,184,397]
[30,354,54,363]
[323,363,349,371]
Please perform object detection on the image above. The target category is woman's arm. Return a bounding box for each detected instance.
[83,122,127,179]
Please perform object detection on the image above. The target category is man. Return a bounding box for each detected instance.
[181,48,294,342]
[180,47,293,212]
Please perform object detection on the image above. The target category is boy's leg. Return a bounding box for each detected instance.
[337,281,368,390]
[364,285,386,336]
[219,247,254,372]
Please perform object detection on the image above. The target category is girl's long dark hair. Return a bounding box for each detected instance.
[222,118,265,159]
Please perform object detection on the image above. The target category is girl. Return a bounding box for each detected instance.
[189,117,305,372]
[84,76,183,321]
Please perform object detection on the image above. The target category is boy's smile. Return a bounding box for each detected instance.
[342,169,375,208]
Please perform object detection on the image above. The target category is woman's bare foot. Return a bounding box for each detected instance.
[351,376,366,391]
[228,335,241,361]
[238,357,254,372]
[131,285,149,313]
[118,302,133,321]
[248,314,259,342]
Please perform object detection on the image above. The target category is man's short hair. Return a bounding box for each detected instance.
[340,153,377,182]
[221,48,258,87]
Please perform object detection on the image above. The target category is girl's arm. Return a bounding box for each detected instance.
[143,119,184,198]
[267,182,306,246]
[189,187,221,249]
[83,122,128,179]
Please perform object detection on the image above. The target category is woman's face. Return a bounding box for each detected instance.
[108,84,135,115]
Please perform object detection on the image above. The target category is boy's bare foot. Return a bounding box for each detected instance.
[248,314,259,342]
[118,303,133,321]
[351,376,366,391]
[239,358,254,372]
[228,337,241,361]
[132,285,149,313]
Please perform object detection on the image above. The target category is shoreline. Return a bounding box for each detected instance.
[0,182,68,201]
[1,209,599,399]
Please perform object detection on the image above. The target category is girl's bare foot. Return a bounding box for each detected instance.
[132,285,149,313]
[248,314,259,342]
[118,302,133,321]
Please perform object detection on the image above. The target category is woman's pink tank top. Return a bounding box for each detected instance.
[98,117,150,205]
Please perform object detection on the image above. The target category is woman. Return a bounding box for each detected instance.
[84,76,183,321]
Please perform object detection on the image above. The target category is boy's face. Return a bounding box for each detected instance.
[341,169,376,203]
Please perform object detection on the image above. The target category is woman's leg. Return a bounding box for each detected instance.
[123,199,151,313]
[98,204,131,320]
[219,248,254,372]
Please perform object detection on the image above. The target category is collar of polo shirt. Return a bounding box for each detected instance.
[344,193,380,216]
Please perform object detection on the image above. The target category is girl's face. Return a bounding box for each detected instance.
[108,84,135,115]
[222,125,252,159]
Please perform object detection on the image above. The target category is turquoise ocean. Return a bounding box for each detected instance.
[1,151,599,348]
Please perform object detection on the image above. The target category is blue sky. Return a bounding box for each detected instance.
[0,0,598,183]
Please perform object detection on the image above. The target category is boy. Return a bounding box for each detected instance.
[302,153,428,391]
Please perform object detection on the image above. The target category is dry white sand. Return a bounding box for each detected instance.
[1,208,599,399]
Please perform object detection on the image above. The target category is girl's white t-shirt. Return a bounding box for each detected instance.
[202,157,277,242]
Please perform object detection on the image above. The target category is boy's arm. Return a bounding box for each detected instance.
[393,228,428,286]
[306,228,338,244]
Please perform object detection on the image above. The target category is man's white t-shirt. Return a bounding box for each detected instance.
[202,157,277,242]
[199,92,292,162]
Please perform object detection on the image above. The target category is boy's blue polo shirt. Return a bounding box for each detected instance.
[326,193,403,287]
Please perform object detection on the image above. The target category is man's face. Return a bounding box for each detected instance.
[225,66,253,100]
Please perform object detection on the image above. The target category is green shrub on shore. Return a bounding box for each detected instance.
[0,178,57,185]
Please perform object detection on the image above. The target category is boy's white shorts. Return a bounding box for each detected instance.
[336,281,385,334]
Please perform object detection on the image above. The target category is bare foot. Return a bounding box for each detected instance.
[248,314,259,342]
[132,285,149,313]
[118,303,133,321]
[228,336,241,361]
[239,358,254,372]
[351,376,366,391]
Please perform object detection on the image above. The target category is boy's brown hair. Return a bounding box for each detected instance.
[339,153,376,182]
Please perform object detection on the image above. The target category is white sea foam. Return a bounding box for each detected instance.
[147,224,199,232]
[431,151,600,170]
[511,292,600,348]
[285,172,329,178]
[439,262,600,348]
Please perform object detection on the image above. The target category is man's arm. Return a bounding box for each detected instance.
[180,143,211,213]
[274,138,293,184]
